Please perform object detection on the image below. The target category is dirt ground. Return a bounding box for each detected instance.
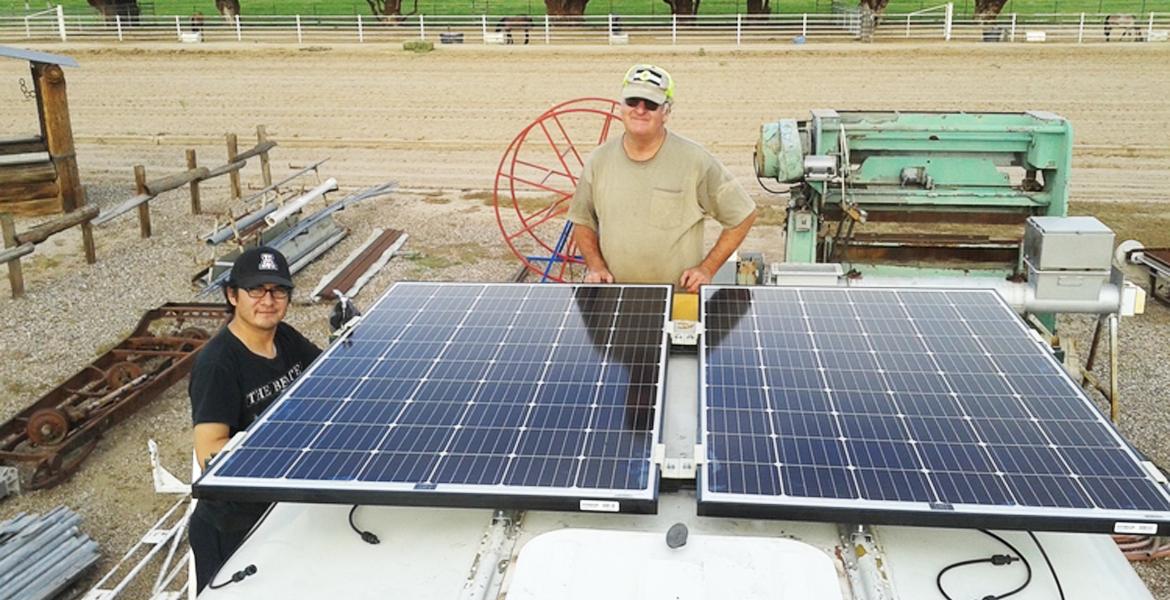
[1,42,1169,597]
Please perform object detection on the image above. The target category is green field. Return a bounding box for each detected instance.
[0,0,1159,16]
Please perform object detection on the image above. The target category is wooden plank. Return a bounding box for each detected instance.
[35,63,82,212]
[144,166,210,195]
[311,228,407,301]
[0,162,56,186]
[0,195,61,216]
[235,139,277,163]
[203,159,246,180]
[0,180,59,203]
[256,126,273,187]
[0,242,34,264]
[0,152,51,167]
[0,138,47,156]
[15,205,99,245]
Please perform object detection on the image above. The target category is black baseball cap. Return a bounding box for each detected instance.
[230,246,294,289]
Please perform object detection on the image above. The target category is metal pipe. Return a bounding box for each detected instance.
[263,177,337,227]
[203,203,279,245]
[840,276,1122,315]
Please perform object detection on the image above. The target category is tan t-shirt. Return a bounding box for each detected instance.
[568,131,756,285]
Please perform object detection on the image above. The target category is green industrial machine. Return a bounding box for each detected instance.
[755,110,1073,278]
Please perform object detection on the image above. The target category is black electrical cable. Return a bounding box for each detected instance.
[348,504,381,544]
[1027,531,1066,600]
[755,173,787,195]
[204,503,274,591]
[936,529,1032,600]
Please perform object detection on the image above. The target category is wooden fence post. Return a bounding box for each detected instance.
[134,165,151,238]
[256,125,273,188]
[1,213,25,298]
[79,187,96,264]
[187,149,201,214]
[226,133,241,201]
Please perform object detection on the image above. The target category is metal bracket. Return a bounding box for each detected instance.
[653,444,702,480]
[666,320,703,346]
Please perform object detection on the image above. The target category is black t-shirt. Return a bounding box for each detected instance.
[190,321,321,532]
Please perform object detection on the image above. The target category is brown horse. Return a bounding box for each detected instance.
[496,16,533,45]
[87,0,140,24]
[216,0,240,23]
[190,11,204,33]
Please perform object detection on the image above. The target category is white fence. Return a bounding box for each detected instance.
[1,5,1167,45]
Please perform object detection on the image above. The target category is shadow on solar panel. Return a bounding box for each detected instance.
[193,282,672,515]
[698,286,1170,536]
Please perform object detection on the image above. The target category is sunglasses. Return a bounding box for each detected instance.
[624,97,662,112]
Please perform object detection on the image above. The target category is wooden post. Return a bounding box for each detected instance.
[32,62,83,213]
[256,125,272,187]
[79,193,96,264]
[1,213,25,298]
[134,165,151,238]
[186,149,201,214]
[226,133,241,200]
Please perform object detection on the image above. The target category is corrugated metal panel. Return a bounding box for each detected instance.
[0,506,100,600]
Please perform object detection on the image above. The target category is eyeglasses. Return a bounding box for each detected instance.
[624,97,662,112]
[243,286,291,301]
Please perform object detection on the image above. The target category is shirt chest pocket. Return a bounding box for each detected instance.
[649,188,687,230]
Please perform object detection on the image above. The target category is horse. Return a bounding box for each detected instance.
[216,0,240,23]
[496,16,533,45]
[1104,14,1141,42]
[190,11,204,33]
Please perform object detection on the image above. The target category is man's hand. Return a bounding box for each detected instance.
[584,268,615,284]
[679,265,714,293]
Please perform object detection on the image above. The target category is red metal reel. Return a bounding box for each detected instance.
[494,98,623,282]
[26,408,70,446]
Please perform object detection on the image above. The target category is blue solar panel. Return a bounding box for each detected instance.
[699,286,1170,534]
[194,282,670,513]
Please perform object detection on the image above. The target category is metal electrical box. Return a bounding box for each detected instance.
[1023,216,1115,271]
[1023,216,1114,301]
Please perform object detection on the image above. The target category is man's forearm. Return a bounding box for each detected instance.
[699,210,757,274]
[572,224,608,272]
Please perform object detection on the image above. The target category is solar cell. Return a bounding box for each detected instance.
[699,286,1170,534]
[194,283,670,513]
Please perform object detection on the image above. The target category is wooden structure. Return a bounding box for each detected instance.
[0,46,84,216]
[93,125,277,238]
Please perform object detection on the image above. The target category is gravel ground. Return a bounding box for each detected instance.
[1,43,1168,598]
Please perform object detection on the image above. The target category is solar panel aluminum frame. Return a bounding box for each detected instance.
[193,282,672,515]
[696,285,1170,536]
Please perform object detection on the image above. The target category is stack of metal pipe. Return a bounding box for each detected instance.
[0,506,100,600]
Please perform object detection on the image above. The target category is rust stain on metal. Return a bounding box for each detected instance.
[0,303,228,490]
[315,228,405,301]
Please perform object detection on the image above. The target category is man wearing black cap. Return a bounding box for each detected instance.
[187,246,321,593]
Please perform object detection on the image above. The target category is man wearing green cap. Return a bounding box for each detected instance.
[568,64,757,292]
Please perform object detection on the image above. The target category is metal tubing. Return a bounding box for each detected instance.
[1109,313,1119,422]
[204,204,279,245]
[841,276,1122,315]
[264,177,338,227]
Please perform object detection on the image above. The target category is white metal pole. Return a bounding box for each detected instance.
[802,13,807,37]
[481,15,487,44]
[906,14,910,37]
[672,14,677,44]
[55,4,65,42]
[296,14,303,44]
[174,15,181,39]
[235,15,241,41]
[24,15,29,38]
[1077,12,1084,43]
[736,13,742,45]
[419,14,425,39]
[358,14,364,42]
[1010,13,1016,42]
[544,14,550,44]
[1148,12,1155,39]
[608,13,613,40]
[115,14,122,41]
[943,2,953,41]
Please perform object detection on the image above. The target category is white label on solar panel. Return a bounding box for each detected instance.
[1114,522,1158,535]
[580,500,620,512]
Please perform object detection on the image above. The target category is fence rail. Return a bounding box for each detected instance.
[1,6,1166,45]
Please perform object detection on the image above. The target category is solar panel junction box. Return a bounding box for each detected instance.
[1023,216,1115,301]
[667,320,703,346]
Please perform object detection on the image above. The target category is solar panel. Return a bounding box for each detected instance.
[699,286,1170,535]
[194,282,671,513]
